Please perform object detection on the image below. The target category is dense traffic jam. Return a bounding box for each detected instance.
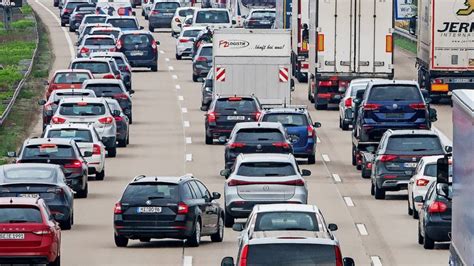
[0,0,465,265]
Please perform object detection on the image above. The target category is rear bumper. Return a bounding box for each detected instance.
[293,141,316,157]
[361,122,428,140]
[114,223,192,239]
[376,175,410,191]
[102,136,117,149]
[206,126,233,139]
[128,58,157,68]
[0,256,50,264]
[425,220,451,241]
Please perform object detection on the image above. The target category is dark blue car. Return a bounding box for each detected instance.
[260,106,321,164]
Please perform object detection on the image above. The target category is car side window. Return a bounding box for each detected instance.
[195,181,211,199]
[182,183,194,200]
[425,183,436,200]
[415,160,424,175]
[189,181,203,199]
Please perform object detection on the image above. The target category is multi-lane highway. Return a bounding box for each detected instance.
[26,1,453,265]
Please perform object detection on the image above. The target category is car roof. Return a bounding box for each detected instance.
[52,89,95,95]
[196,8,227,12]
[234,122,284,130]
[71,57,112,63]
[84,14,108,18]
[60,97,106,103]
[183,26,206,31]
[90,51,125,58]
[119,30,151,35]
[53,69,92,75]
[262,106,308,114]
[385,129,438,136]
[200,43,213,48]
[369,79,419,86]
[107,16,136,20]
[45,123,95,130]
[84,23,113,28]
[237,153,294,163]
[253,204,319,213]
[0,196,44,206]
[250,8,276,12]
[249,231,336,246]
[90,27,121,31]
[130,175,193,184]
[176,6,197,10]
[23,137,75,146]
[0,163,61,185]
[82,79,123,85]
[84,34,116,39]
[350,78,387,85]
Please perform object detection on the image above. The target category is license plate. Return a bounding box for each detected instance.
[386,113,404,119]
[404,162,418,168]
[0,233,25,240]
[137,207,162,213]
[452,78,470,83]
[130,51,143,56]
[227,116,245,121]
[261,20,271,24]
[19,193,40,198]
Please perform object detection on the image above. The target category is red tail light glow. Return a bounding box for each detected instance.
[380,154,398,162]
[98,117,114,124]
[179,38,190,43]
[103,74,115,79]
[409,103,426,110]
[228,97,242,101]
[207,112,217,123]
[114,116,123,122]
[80,47,90,54]
[51,116,66,124]
[151,40,158,51]
[428,201,447,213]
[363,103,381,110]
[114,202,122,214]
[307,125,314,137]
[150,10,160,15]
[344,97,352,107]
[335,245,343,266]
[253,112,261,120]
[239,245,249,266]
[116,39,123,50]
[175,17,181,23]
[93,144,101,155]
[196,56,207,62]
[229,142,246,149]
[64,160,82,169]
[114,93,129,100]
[177,202,188,214]
[272,142,290,149]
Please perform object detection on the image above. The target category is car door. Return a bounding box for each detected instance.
[188,181,209,234]
[195,180,219,234]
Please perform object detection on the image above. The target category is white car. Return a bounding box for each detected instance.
[43,124,107,180]
[192,8,234,29]
[77,15,108,35]
[408,155,451,219]
[175,26,205,59]
[171,6,197,36]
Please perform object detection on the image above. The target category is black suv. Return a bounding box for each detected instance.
[205,96,262,145]
[113,175,224,247]
[116,31,159,72]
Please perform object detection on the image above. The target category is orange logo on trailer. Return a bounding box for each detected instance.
[457,0,474,16]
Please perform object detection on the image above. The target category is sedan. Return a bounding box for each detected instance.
[175,27,204,60]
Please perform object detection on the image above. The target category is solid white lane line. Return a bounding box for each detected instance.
[183,121,190,127]
[168,66,174,71]
[181,108,188,113]
[370,256,383,266]
[332,174,342,183]
[175,85,181,90]
[343,197,355,207]
[34,0,75,59]
[178,95,184,101]
[322,154,330,162]
[186,137,192,144]
[183,256,192,266]
[317,137,321,143]
[356,223,368,236]
[185,154,193,162]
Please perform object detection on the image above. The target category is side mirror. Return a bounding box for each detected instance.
[343,257,355,266]
[83,151,93,157]
[221,257,235,266]
[200,106,208,111]
[313,122,321,128]
[436,156,450,184]
[413,195,424,203]
[232,20,237,25]
[140,26,144,30]
[220,169,230,178]
[301,169,311,177]
[429,108,438,122]
[129,90,135,94]
[353,98,361,105]
[328,223,338,231]
[437,183,450,198]
[212,192,221,200]
[232,223,244,232]
[7,151,17,158]
[445,146,452,153]
[132,11,136,16]
[112,110,121,117]
[43,80,49,86]
[38,99,47,105]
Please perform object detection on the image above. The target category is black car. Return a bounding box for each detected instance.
[105,98,130,148]
[113,175,224,247]
[60,0,90,27]
[12,138,90,198]
[200,72,213,111]
[192,43,212,82]
[68,4,96,32]
[224,122,293,169]
[116,31,159,72]
[0,164,75,230]
[205,96,262,145]
[416,181,452,249]
[243,9,276,29]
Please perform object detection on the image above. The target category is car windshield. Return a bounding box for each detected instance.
[91,30,120,38]
[122,34,151,49]
[59,102,106,116]
[250,11,275,18]
[195,10,229,24]
[71,62,110,74]
[237,162,296,176]
[155,2,179,10]
[350,84,367,96]
[84,37,115,46]
[122,183,179,202]
[0,207,43,223]
[54,72,90,84]
[235,129,284,142]
[178,8,194,17]
[84,16,107,24]
[198,46,212,57]
[262,114,308,127]
[4,167,55,180]
[85,84,123,96]
[369,85,422,102]
[386,135,443,155]
[23,144,75,159]
[246,244,336,265]
[215,98,257,113]
[107,19,138,29]
[46,129,93,143]
[255,212,319,231]
[183,29,201,38]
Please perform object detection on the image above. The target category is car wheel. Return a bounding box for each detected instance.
[338,117,342,129]
[224,212,234,228]
[145,15,149,20]
[48,255,60,266]
[342,120,349,131]
[192,74,198,82]
[423,232,435,249]
[60,215,72,230]
[126,134,130,145]
[374,184,385,200]
[408,198,413,215]
[210,214,224,242]
[117,139,127,148]
[418,223,424,245]
[107,147,117,157]
[356,164,362,171]
[370,182,375,196]
[76,183,88,199]
[315,103,327,110]
[69,26,74,32]
[150,65,158,72]
[176,54,182,60]
[413,207,419,219]
[148,26,154,32]
[114,233,128,247]
[307,154,316,164]
[187,219,201,247]
[352,145,357,166]
[141,10,145,16]
[129,115,133,124]
[96,169,105,181]
[60,22,66,27]
[205,133,213,145]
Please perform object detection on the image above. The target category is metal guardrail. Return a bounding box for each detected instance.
[0,8,39,126]
[394,27,417,42]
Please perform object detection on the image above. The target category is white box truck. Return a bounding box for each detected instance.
[449,90,474,266]
[213,28,293,105]
[307,0,394,110]
[417,0,474,103]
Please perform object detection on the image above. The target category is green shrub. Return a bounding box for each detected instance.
[0,41,35,66]
[11,19,35,30]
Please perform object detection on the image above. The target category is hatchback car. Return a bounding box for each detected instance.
[90,51,133,90]
[0,164,74,230]
[260,106,321,164]
[148,1,180,31]
[104,98,130,147]
[13,138,89,198]
[45,69,93,99]
[0,197,61,265]
[68,4,96,32]
[116,31,159,71]
[60,0,90,26]
[205,96,262,145]
[192,43,212,82]
[70,58,122,80]
[171,7,197,36]
[222,153,309,227]
[192,8,233,30]
[77,35,117,58]
[105,16,142,31]
[43,124,106,180]
[77,23,113,44]
[175,26,205,60]
[243,8,275,29]
[77,14,108,34]
[200,71,213,110]
[113,175,224,247]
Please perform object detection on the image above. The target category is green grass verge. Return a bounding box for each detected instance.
[0,41,36,66]
[394,35,417,54]
[21,5,33,15]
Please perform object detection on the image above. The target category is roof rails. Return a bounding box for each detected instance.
[132,175,147,182]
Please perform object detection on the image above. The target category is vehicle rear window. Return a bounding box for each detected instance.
[198,46,212,57]
[195,10,229,24]
[66,2,86,9]
[155,2,179,10]
[183,29,201,38]
[122,183,179,202]
[122,34,151,48]
[250,11,276,18]
[215,98,257,113]
[0,206,43,223]
[84,16,107,24]
[91,30,120,38]
[106,100,122,112]
[369,85,422,102]
[235,128,284,142]
[4,167,55,180]
[262,113,308,127]
[247,244,336,265]
[178,8,194,17]
[386,135,443,155]
[112,57,125,65]
[85,84,123,95]
[71,62,110,74]
[84,37,115,46]
[76,6,95,12]
[54,72,90,84]
[107,19,138,29]
[46,129,93,143]
[59,102,106,116]
[255,212,319,231]
[237,162,296,176]
[23,144,75,159]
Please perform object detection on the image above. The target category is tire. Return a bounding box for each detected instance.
[141,10,145,16]
[187,220,201,247]
[423,232,435,249]
[145,15,149,20]
[69,26,74,32]
[224,212,234,228]
[418,224,424,245]
[117,139,127,148]
[176,54,182,60]
[307,154,316,164]
[131,3,136,8]
[48,255,60,266]
[374,183,385,200]
[356,164,362,171]
[210,214,224,242]
[205,133,213,145]
[114,233,128,247]
[96,169,105,181]
[192,74,199,82]
[341,120,349,131]
[107,147,117,158]
[408,199,414,215]
[129,115,133,124]
[361,167,370,179]
[148,26,154,32]
[76,183,88,198]
[370,183,375,196]
[352,145,357,166]
[150,65,158,72]
[126,134,130,145]
[60,22,66,27]
[413,208,419,219]
[60,215,72,230]
[315,103,328,110]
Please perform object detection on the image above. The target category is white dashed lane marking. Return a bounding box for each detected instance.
[168,66,174,71]
[178,95,184,101]
[322,154,331,162]
[183,256,192,266]
[165,58,170,62]
[370,256,383,266]
[343,197,354,207]
[181,108,188,113]
[186,137,192,144]
[185,154,193,162]
[172,75,178,80]
[332,174,342,183]
[356,223,368,236]
[175,85,181,90]
[160,50,165,54]
[317,137,321,143]
[183,121,190,127]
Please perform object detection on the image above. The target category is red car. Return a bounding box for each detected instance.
[45,69,93,99]
[0,197,61,265]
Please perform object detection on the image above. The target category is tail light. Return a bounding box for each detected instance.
[433,78,444,84]
[335,245,343,266]
[64,160,82,169]
[272,142,290,149]
[174,17,181,23]
[63,8,72,13]
[307,125,314,137]
[366,162,372,169]
[51,116,66,124]
[363,103,381,110]
[151,40,158,52]
[98,117,114,124]
[318,81,334,87]
[380,154,398,162]
[93,144,101,155]
[344,97,352,107]
[80,47,90,54]
[114,202,122,214]
[179,38,190,43]
[115,73,122,80]
[428,201,448,213]
[116,39,123,50]
[207,112,217,123]
[150,10,160,15]
[32,229,52,235]
[409,103,426,110]
[416,178,430,186]
[103,74,115,79]
[386,35,393,53]
[228,97,242,101]
[47,187,65,194]
[114,116,123,122]
[125,65,131,73]
[196,56,207,62]
[229,142,246,149]
[317,33,325,52]
[239,245,249,266]
[177,202,188,214]
[253,112,261,120]
[114,93,129,100]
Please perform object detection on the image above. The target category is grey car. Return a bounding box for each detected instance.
[192,43,212,82]
[221,153,309,227]
[200,71,213,110]
[148,1,180,31]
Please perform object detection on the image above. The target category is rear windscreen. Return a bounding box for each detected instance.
[0,207,43,223]
[255,212,319,231]
[85,84,123,95]
[122,34,151,49]
[183,29,201,38]
[107,19,137,29]
[155,2,179,10]
[236,162,295,176]
[247,244,335,265]
[46,129,93,143]
[195,10,229,24]
[386,136,443,155]
[178,8,194,17]
[23,144,75,159]
[4,167,55,180]
[71,62,110,74]
[91,30,120,39]
[84,16,107,24]
[424,164,452,177]
[54,72,90,84]
[122,183,179,202]
[215,98,257,113]
[262,114,308,127]
[368,85,422,102]
[235,128,284,142]
[198,46,212,57]
[84,37,115,46]
[59,102,106,116]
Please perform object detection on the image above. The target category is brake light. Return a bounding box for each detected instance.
[93,144,101,155]
[175,17,181,23]
[63,8,72,13]
[196,56,207,62]
[317,33,325,52]
[103,74,115,79]
[307,125,314,137]
[344,97,352,107]
[114,93,129,100]
[253,112,261,120]
[98,117,114,124]
[386,35,393,53]
[228,97,242,101]
[80,47,90,54]
[109,47,116,52]
[428,201,448,214]
[151,40,158,51]
[51,116,66,124]
[272,142,290,149]
[409,103,426,110]
[380,154,398,162]
[318,81,333,87]
[177,202,188,214]
[151,10,160,15]
[363,103,381,110]
[125,65,131,73]
[335,245,343,266]
[433,78,444,84]
[64,160,82,169]
[32,229,51,235]
[366,162,372,169]
[114,116,123,122]
[116,39,123,50]
[207,112,217,123]
[115,73,122,80]
[229,142,246,149]
[239,245,249,266]
[179,38,190,43]
[114,202,122,214]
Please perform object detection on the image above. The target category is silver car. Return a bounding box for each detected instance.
[221,153,309,227]
[52,97,119,157]
[77,35,117,58]
[175,26,205,60]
